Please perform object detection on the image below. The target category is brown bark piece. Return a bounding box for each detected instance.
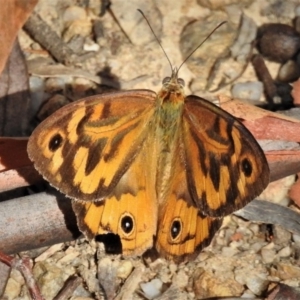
[0,40,30,136]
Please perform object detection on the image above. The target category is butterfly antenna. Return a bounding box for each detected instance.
[137,9,173,72]
[176,21,227,76]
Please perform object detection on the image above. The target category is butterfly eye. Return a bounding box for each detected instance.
[49,133,63,152]
[121,215,134,234]
[170,218,182,240]
[241,158,252,177]
[162,77,171,84]
[177,78,185,87]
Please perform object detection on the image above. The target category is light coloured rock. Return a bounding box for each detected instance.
[110,0,162,46]
[277,246,292,258]
[158,264,173,283]
[245,276,269,295]
[140,278,163,299]
[230,14,257,62]
[83,41,100,52]
[260,175,295,206]
[221,246,240,257]
[261,248,276,264]
[231,81,263,101]
[63,19,92,42]
[172,269,189,289]
[263,242,275,250]
[9,268,25,285]
[251,242,266,253]
[57,250,80,264]
[230,240,245,249]
[273,225,292,246]
[3,277,22,299]
[292,233,300,245]
[33,261,75,300]
[241,288,257,298]
[169,262,178,274]
[97,257,119,299]
[72,297,95,300]
[193,269,244,298]
[197,0,252,10]
[35,243,64,262]
[117,260,133,279]
[79,264,101,294]
[72,283,93,298]
[61,4,92,43]
[249,223,260,235]
[62,6,87,25]
[276,263,300,280]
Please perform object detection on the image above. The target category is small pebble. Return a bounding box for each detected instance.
[221,246,240,257]
[261,248,276,264]
[292,233,300,245]
[3,277,22,299]
[35,243,64,262]
[231,81,263,101]
[273,225,292,246]
[257,23,300,63]
[278,60,300,82]
[173,269,189,289]
[140,278,163,299]
[277,246,292,258]
[83,40,100,52]
[62,6,87,26]
[117,260,133,279]
[246,276,269,295]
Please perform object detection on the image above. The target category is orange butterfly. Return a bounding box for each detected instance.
[28,67,269,262]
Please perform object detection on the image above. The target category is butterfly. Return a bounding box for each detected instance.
[27,64,269,262]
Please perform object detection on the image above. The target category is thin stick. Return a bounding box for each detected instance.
[0,252,45,300]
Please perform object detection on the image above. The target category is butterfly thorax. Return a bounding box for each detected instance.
[155,72,185,201]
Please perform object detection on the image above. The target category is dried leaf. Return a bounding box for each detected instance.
[0,0,38,74]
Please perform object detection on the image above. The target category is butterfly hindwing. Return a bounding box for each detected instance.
[183,96,269,217]
[155,146,222,262]
[28,90,157,201]
[72,129,158,256]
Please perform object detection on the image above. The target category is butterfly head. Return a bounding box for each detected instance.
[159,68,186,105]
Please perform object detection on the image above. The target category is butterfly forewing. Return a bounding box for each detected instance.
[28,90,157,201]
[183,96,270,217]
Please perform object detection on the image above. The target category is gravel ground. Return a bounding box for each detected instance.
[2,0,300,299]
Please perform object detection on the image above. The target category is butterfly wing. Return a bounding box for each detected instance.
[155,143,222,262]
[72,132,158,256]
[28,90,157,201]
[183,96,270,217]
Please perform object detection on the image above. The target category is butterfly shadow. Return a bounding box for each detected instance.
[50,186,82,239]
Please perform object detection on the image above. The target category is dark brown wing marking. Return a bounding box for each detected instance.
[183,95,269,217]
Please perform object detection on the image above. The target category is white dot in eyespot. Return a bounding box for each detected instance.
[121,215,134,234]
